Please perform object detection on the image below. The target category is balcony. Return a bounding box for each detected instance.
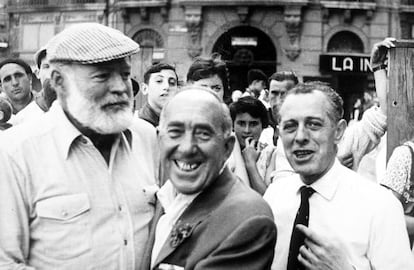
[116,0,169,8]
[321,0,376,10]
[7,0,107,13]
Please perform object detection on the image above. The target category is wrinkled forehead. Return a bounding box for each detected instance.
[280,91,331,120]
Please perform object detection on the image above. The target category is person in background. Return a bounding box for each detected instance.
[186,56,251,184]
[382,138,414,252]
[141,87,277,270]
[186,56,230,103]
[243,69,267,99]
[267,71,299,131]
[266,71,299,182]
[33,46,57,112]
[0,23,158,269]
[138,63,179,127]
[229,96,275,194]
[0,97,12,130]
[0,58,43,125]
[264,80,414,270]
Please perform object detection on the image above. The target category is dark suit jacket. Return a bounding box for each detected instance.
[141,167,277,270]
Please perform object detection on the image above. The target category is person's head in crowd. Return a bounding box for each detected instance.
[229,96,269,149]
[0,97,12,124]
[186,55,229,103]
[142,62,178,115]
[247,69,267,98]
[47,23,139,135]
[34,46,57,111]
[158,86,235,194]
[0,58,33,113]
[278,81,346,185]
[231,90,242,102]
[268,70,298,121]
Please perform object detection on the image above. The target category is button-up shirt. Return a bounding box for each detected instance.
[0,102,159,270]
[264,159,414,270]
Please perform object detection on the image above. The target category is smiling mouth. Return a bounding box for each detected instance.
[293,150,314,159]
[174,160,201,172]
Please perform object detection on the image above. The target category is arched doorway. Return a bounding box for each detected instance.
[212,26,277,92]
[132,28,164,81]
[131,28,164,109]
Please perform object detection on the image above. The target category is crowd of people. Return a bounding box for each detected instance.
[0,23,413,270]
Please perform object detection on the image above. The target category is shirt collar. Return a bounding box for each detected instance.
[51,102,133,160]
[157,180,200,215]
[309,158,341,201]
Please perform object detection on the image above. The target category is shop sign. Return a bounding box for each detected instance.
[320,54,372,73]
[231,37,257,46]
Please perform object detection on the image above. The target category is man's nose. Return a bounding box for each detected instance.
[178,132,197,154]
[11,76,19,86]
[294,124,309,145]
[109,73,129,95]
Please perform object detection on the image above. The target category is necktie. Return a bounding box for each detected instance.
[287,186,315,270]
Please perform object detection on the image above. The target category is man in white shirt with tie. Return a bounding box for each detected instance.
[264,81,414,270]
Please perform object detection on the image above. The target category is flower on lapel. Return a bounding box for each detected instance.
[170,221,194,248]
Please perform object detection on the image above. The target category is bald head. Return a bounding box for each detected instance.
[160,87,232,137]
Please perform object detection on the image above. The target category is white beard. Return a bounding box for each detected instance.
[64,86,133,134]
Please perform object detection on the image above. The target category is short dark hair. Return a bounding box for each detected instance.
[0,58,32,75]
[229,96,269,128]
[247,69,267,86]
[268,71,298,85]
[186,56,230,100]
[143,62,177,84]
[284,81,344,123]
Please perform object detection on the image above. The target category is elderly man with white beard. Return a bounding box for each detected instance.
[0,23,158,270]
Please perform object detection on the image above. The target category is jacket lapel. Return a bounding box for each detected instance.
[153,168,236,268]
[141,199,165,270]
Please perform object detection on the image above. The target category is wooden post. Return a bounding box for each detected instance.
[387,40,414,161]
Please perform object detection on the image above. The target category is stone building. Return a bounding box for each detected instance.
[3,0,412,117]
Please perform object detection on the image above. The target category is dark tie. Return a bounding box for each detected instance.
[287,186,315,270]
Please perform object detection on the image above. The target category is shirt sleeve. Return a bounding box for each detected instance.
[367,189,414,270]
[0,150,34,269]
[382,145,411,195]
[338,106,387,171]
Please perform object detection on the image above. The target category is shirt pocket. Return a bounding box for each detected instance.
[35,193,91,260]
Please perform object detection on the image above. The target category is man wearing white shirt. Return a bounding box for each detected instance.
[0,58,44,125]
[264,81,414,270]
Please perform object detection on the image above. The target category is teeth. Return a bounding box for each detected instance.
[175,161,200,171]
[295,150,312,157]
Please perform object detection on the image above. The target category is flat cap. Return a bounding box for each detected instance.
[47,23,140,64]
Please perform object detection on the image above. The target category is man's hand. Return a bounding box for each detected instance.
[337,152,353,169]
[296,225,354,270]
[370,37,396,69]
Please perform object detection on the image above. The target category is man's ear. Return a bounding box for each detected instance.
[224,133,236,160]
[50,69,64,94]
[141,83,149,96]
[334,119,347,144]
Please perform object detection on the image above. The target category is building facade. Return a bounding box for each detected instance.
[3,0,412,118]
